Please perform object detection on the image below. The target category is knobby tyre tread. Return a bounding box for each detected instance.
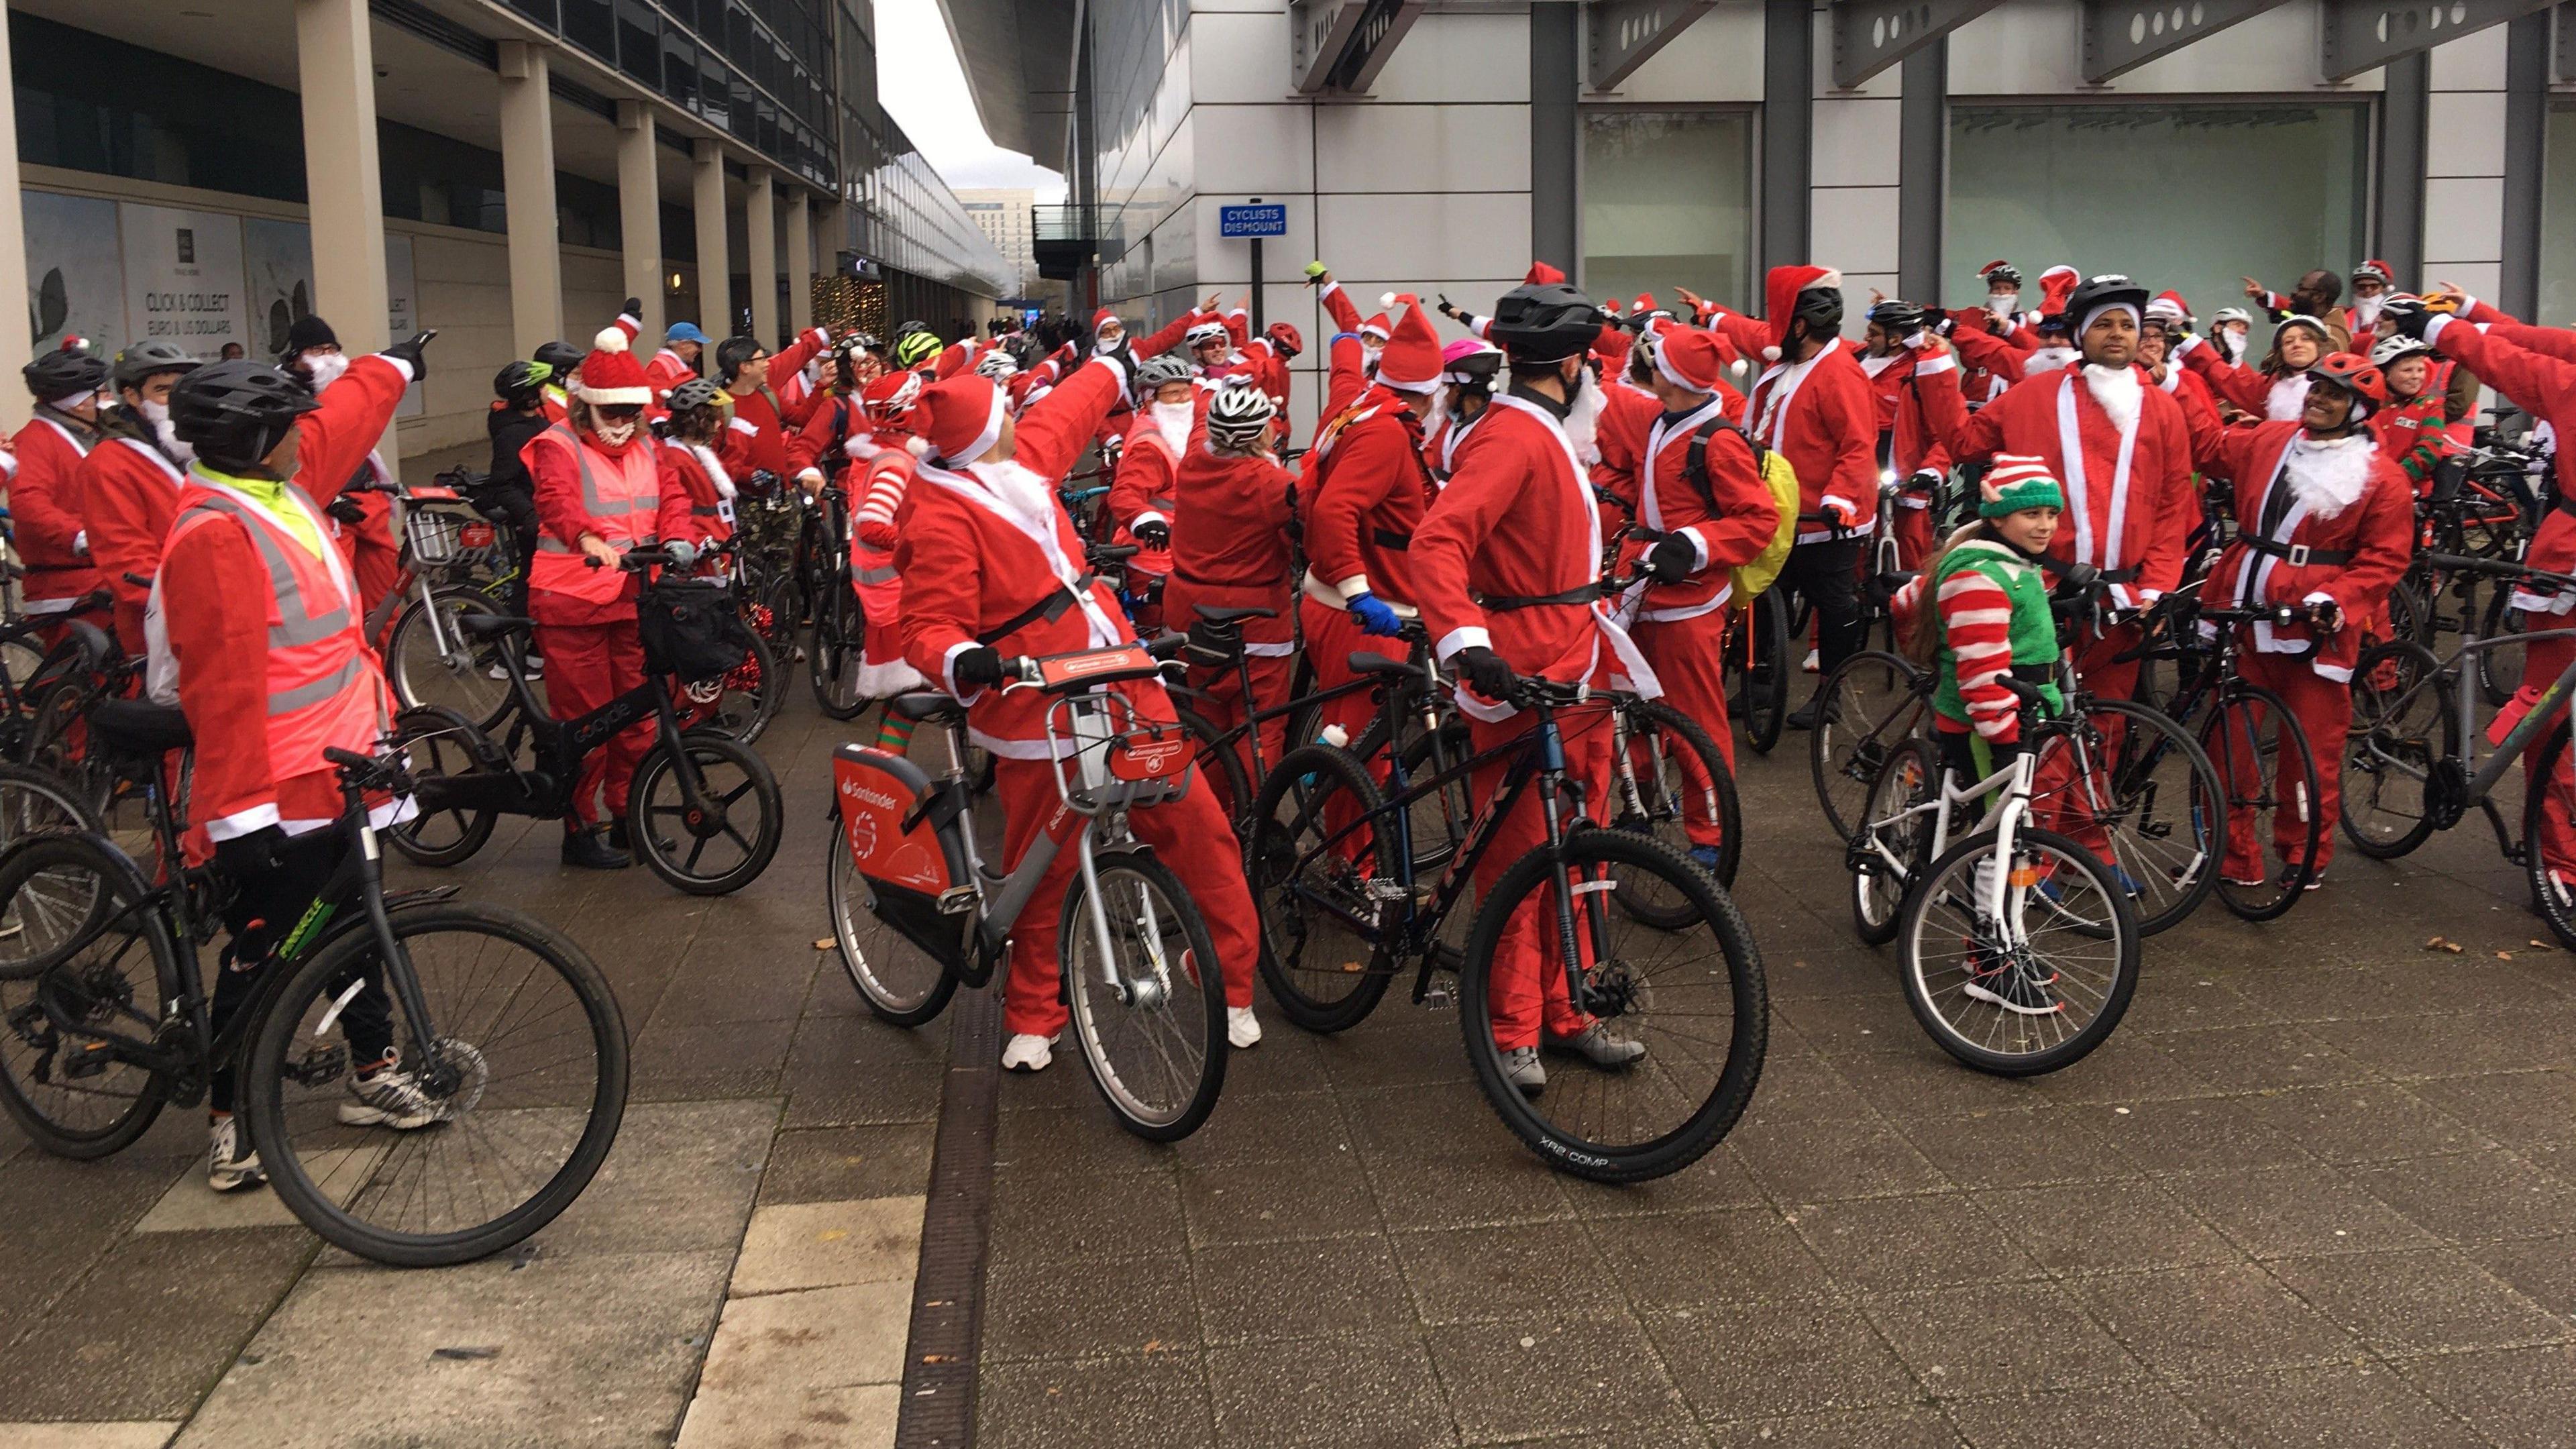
[1246,743,1401,1034]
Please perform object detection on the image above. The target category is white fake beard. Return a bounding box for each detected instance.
[2351,294,2384,329]
[301,351,350,393]
[688,442,736,500]
[966,458,1063,539]
[2216,329,2249,365]
[1987,292,2019,319]
[140,400,195,464]
[2081,362,2144,435]
[1562,370,1605,468]
[593,417,639,448]
[1857,351,1901,378]
[2284,431,2373,519]
[1362,343,1384,375]
[2026,346,2080,376]
[2266,373,2312,423]
[1150,400,1194,454]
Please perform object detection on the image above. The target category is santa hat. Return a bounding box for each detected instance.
[1980,454,2065,518]
[1359,313,1393,343]
[1602,297,1624,317]
[578,325,651,406]
[1760,264,1842,362]
[2036,266,2080,317]
[1651,328,1730,395]
[1978,260,2017,281]
[1373,300,1444,394]
[2353,258,2394,284]
[914,374,1009,465]
[2145,290,2192,325]
[1523,261,1566,286]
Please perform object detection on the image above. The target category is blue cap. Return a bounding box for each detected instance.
[665,321,710,345]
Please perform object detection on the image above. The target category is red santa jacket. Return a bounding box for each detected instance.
[644,347,698,407]
[1167,441,1297,654]
[1703,316,1880,541]
[786,392,866,484]
[1301,384,1430,611]
[526,423,690,624]
[714,325,832,480]
[1113,402,1199,535]
[896,356,1157,758]
[2203,421,2413,681]
[2178,337,2309,423]
[2426,315,2576,615]
[9,412,104,610]
[1945,309,2029,405]
[1860,349,1953,487]
[1591,380,1664,515]
[1619,393,1780,621]
[1318,282,1375,423]
[658,438,737,566]
[1915,347,2197,608]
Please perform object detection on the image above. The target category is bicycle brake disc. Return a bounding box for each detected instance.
[2425,757,2469,831]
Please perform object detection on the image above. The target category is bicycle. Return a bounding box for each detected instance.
[0,708,627,1265]
[1246,664,1767,1182]
[372,470,526,730]
[824,644,1228,1141]
[1845,678,2142,1074]
[382,545,785,894]
[2343,551,2576,947]
[802,481,871,721]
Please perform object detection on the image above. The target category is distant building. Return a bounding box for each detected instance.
[957,186,1063,315]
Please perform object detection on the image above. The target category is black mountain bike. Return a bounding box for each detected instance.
[803,482,871,720]
[0,706,627,1265]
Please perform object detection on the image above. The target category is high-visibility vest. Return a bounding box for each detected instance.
[527,423,661,621]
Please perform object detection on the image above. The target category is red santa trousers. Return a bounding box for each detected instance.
[2520,631,2576,881]
[1185,652,1293,817]
[1468,702,1614,1051]
[2218,651,2345,881]
[1298,596,1383,745]
[537,621,653,826]
[992,757,1258,1039]
[1627,609,1732,850]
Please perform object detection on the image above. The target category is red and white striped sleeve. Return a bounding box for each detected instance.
[1937,566,2022,741]
[855,458,910,549]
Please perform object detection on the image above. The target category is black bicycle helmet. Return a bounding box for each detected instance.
[23,345,109,402]
[1980,260,2023,290]
[168,360,320,472]
[1866,299,1930,335]
[2064,273,2151,330]
[666,377,722,414]
[493,360,549,409]
[112,339,200,392]
[533,340,584,375]
[1790,285,1845,339]
[1486,282,1606,364]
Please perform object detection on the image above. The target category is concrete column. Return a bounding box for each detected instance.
[786,191,813,334]
[2501,11,2548,319]
[296,0,392,476]
[693,139,731,336]
[1896,42,1945,303]
[2424,29,2512,306]
[0,16,32,431]
[1761,0,1813,276]
[616,101,664,344]
[747,170,777,345]
[1528,3,1578,276]
[496,42,563,356]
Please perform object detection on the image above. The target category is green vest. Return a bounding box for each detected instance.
[1929,538,2063,727]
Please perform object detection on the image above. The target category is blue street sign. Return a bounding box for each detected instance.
[1218,204,1287,239]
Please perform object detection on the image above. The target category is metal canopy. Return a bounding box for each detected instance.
[1289,0,1429,95]
[1590,1,1719,91]
[2322,0,2553,79]
[1831,0,2004,89]
[2079,0,2290,83]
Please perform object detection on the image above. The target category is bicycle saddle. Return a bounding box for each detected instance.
[1348,652,1415,677]
[88,698,193,757]
[455,612,536,641]
[890,692,967,723]
[1191,606,1277,624]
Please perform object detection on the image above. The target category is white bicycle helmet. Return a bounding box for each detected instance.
[2369,331,2432,369]
[1205,382,1276,451]
[1184,319,1230,350]
[974,349,1020,380]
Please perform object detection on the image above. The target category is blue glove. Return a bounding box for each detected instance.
[663,539,699,572]
[1348,592,1403,637]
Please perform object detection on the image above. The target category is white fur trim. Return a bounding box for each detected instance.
[593,326,629,353]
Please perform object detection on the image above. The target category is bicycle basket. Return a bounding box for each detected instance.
[833,743,971,969]
[407,508,464,564]
[638,580,757,683]
[1044,687,1195,814]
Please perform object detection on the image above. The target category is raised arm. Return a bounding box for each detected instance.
[2174,335,2274,415]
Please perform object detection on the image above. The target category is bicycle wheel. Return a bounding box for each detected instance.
[1458,828,1766,1183]
[625,734,783,895]
[2029,699,2223,936]
[1898,826,2140,1076]
[2343,640,2449,860]
[242,900,628,1267]
[1061,846,1227,1142]
[1174,706,1253,831]
[0,833,176,1156]
[677,630,782,747]
[2383,578,2430,649]
[2200,684,2322,920]
[756,573,800,665]
[384,706,502,868]
[824,828,962,1027]
[1852,739,1936,947]
[1246,743,1401,1033]
[1348,710,1477,879]
[1731,591,1790,755]
[1604,698,1741,928]
[1810,649,1929,842]
[806,583,870,721]
[2524,722,2576,947]
[386,587,513,730]
[2481,588,2528,708]
[21,684,112,824]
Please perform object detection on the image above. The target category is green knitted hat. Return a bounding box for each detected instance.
[1980,453,2065,519]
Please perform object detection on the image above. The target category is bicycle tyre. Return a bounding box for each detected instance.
[1060,847,1228,1142]
[2481,586,2528,708]
[1246,743,1402,1034]
[1457,827,1766,1183]
[2032,698,2224,938]
[21,683,112,824]
[1897,826,2141,1076]
[2202,684,2322,920]
[1175,706,1253,833]
[384,706,502,868]
[0,832,176,1156]
[386,586,513,730]
[2523,722,2576,949]
[1604,698,1741,929]
[1737,590,1790,755]
[824,828,961,1028]
[1853,738,1937,947]
[241,900,629,1267]
[806,584,871,721]
[626,734,784,895]
[1348,710,1476,879]
[2342,639,2450,860]
[1809,649,1929,843]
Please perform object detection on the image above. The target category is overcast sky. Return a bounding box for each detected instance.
[875,0,1069,200]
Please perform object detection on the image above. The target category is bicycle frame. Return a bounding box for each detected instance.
[462,618,720,822]
[1858,748,2043,929]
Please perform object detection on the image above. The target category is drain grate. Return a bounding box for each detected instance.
[892,979,1002,1448]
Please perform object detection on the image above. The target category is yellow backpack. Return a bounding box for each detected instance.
[1682,416,1803,601]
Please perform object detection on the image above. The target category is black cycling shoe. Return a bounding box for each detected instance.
[606,820,630,853]
[561,826,632,871]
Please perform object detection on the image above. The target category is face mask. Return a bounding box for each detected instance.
[301,350,350,392]
[1362,342,1384,372]
[1987,292,2018,319]
[592,416,639,447]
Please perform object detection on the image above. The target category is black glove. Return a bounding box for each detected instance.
[1864,570,1913,606]
[1436,294,1460,320]
[2381,295,2433,341]
[1646,533,1698,586]
[382,330,432,382]
[1453,645,1515,701]
[215,825,290,882]
[623,297,642,319]
[325,495,367,525]
[953,646,1008,690]
[1133,519,1171,549]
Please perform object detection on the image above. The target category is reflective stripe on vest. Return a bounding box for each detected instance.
[174,493,354,651]
[168,487,386,739]
[854,562,899,586]
[533,424,661,552]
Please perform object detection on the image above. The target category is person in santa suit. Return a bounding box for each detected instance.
[894,350,1263,1070]
[277,315,407,616]
[1940,262,2035,409]
[152,360,437,1193]
[1167,383,1297,802]
[1911,274,2198,702]
[1425,338,1505,486]
[843,370,931,750]
[1299,300,1447,752]
[1102,352,1195,631]
[2178,311,2331,424]
[710,324,834,485]
[786,337,875,498]
[2196,352,2412,890]
[523,326,693,871]
[2366,333,2461,491]
[1690,265,1881,727]
[1591,334,1668,520]
[1615,323,1780,870]
[657,378,741,576]
[1304,262,1401,424]
[2241,269,2353,352]
[533,339,586,423]
[1859,298,1950,568]
[646,321,708,405]
[1411,279,1654,1094]
[2137,294,2226,449]
[82,340,207,651]
[9,345,114,642]
[1212,309,1298,413]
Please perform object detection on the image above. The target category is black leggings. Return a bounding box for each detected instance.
[207,830,392,1113]
[1781,536,1866,682]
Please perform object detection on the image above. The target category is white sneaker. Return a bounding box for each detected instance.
[1227,1006,1263,1049]
[1802,647,1821,674]
[339,1049,443,1129]
[208,1115,265,1193]
[1001,1032,1059,1072]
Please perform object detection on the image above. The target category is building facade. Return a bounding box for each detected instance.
[3,0,1010,466]
[945,0,2565,438]
[957,185,1039,294]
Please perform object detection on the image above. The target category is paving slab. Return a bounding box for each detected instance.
[729,1195,924,1296]
[0,1228,315,1422]
[0,1426,180,1449]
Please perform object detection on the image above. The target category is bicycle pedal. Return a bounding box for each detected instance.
[1419,982,1455,1011]
[936,886,980,916]
[60,1038,114,1079]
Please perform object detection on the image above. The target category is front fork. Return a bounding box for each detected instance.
[1535,715,1604,1018]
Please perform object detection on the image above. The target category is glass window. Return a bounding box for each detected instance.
[1581,110,1754,309]
[2541,101,2576,323]
[1947,103,2366,331]
[616,0,658,84]
[561,0,614,61]
[663,30,696,106]
[700,53,729,128]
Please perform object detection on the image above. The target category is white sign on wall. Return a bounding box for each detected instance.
[23,192,125,352]
[118,203,248,354]
[241,215,315,360]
